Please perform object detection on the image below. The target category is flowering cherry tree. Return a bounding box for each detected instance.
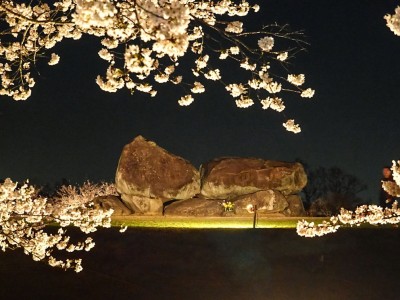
[297,202,400,237]
[296,9,400,238]
[0,0,315,133]
[381,163,400,198]
[383,7,400,203]
[0,178,119,272]
[385,5,400,36]
[297,160,400,238]
[54,180,118,205]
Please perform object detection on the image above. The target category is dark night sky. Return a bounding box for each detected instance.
[1,0,400,202]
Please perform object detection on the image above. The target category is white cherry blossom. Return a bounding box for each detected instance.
[0,0,314,133]
[385,6,400,36]
[0,179,117,272]
[261,97,285,112]
[191,81,205,93]
[297,201,400,238]
[287,74,305,86]
[277,52,288,61]
[301,88,315,98]
[226,83,247,97]
[178,94,194,106]
[225,21,243,33]
[235,95,254,108]
[258,36,274,52]
[283,119,301,133]
[48,53,60,66]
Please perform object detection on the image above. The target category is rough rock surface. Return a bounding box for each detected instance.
[115,135,200,207]
[164,197,223,217]
[283,195,306,216]
[92,195,133,216]
[233,190,288,216]
[121,194,163,215]
[200,157,307,199]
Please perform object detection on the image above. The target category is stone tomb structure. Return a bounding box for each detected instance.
[114,136,307,217]
[115,135,200,215]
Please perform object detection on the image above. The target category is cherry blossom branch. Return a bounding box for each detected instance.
[0,3,72,25]
[0,178,115,272]
[0,0,315,132]
[297,202,400,238]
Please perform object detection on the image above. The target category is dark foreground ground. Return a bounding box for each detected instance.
[1,227,400,300]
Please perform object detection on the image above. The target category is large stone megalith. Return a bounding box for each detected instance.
[115,136,200,215]
[200,157,307,199]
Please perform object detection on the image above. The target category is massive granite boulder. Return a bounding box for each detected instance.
[92,195,133,216]
[200,157,307,199]
[283,194,306,216]
[115,136,200,214]
[233,190,288,216]
[120,195,163,216]
[164,197,223,217]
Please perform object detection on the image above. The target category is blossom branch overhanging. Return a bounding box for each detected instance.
[0,178,122,272]
[0,0,315,133]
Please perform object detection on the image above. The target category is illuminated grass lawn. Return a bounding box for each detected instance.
[111,216,328,229]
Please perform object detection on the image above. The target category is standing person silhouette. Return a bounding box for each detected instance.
[379,166,395,208]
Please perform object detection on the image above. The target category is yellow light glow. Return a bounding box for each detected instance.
[111,216,317,229]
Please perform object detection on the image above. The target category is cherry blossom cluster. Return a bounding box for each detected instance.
[390,160,400,186]
[384,10,400,199]
[300,6,400,239]
[385,6,400,36]
[382,160,400,197]
[0,178,114,272]
[0,1,80,100]
[0,0,314,133]
[297,202,400,238]
[53,180,118,205]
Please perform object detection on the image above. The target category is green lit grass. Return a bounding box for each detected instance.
[109,216,399,230]
[111,216,328,229]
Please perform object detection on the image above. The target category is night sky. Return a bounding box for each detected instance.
[1,0,399,202]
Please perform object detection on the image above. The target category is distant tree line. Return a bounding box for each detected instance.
[298,161,367,216]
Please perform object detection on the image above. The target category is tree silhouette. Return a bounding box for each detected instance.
[300,164,367,216]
